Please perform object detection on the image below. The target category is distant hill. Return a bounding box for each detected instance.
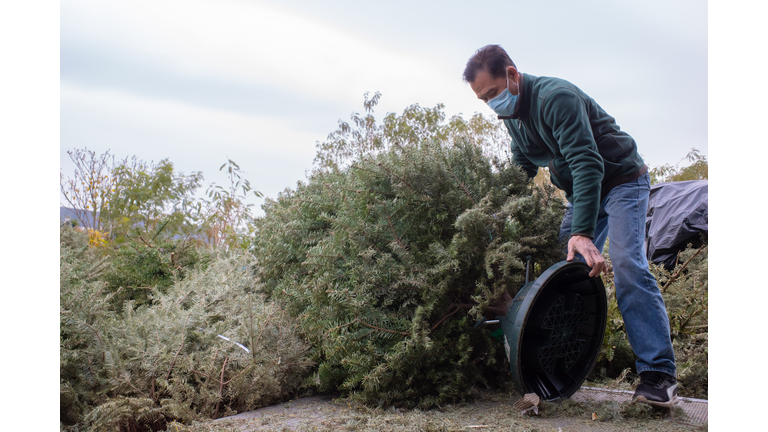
[59,207,205,242]
[60,206,100,228]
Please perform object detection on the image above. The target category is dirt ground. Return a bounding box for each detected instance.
[169,390,706,432]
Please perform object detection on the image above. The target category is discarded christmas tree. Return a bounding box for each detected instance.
[253,97,566,407]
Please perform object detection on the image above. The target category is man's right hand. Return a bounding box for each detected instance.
[567,235,607,277]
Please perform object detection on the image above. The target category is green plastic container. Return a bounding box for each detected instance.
[499,261,607,400]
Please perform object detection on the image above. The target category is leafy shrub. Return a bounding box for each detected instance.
[253,103,565,408]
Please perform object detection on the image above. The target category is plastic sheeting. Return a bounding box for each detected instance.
[645,180,708,269]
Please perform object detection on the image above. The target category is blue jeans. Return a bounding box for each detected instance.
[558,173,676,377]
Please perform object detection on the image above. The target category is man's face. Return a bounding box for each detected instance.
[469,66,520,103]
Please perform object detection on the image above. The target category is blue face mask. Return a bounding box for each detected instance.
[487,72,518,117]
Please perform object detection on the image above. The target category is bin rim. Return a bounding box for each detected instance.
[506,260,606,400]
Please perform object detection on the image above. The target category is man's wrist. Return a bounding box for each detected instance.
[570,233,594,240]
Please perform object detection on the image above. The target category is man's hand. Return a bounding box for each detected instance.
[567,235,606,277]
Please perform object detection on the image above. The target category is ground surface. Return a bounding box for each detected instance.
[170,388,707,432]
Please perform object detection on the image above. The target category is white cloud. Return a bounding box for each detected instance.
[61,82,318,155]
[61,82,321,208]
[62,0,479,116]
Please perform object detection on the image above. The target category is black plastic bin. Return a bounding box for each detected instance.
[499,261,607,400]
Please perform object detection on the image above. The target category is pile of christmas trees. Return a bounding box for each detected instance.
[253,99,565,407]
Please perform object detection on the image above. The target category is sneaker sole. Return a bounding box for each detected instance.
[633,394,680,409]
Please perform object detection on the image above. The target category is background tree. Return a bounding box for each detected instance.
[201,159,263,250]
[60,148,120,241]
[106,156,204,244]
[649,148,708,185]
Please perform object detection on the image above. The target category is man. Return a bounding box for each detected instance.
[463,44,678,407]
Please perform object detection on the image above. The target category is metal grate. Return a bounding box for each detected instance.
[537,295,588,374]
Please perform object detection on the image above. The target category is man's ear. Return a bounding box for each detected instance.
[506,65,522,95]
[506,65,520,81]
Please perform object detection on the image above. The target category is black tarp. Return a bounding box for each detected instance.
[645,180,708,269]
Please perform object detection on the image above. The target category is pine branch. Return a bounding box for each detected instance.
[213,356,229,419]
[443,153,475,205]
[82,321,104,348]
[353,329,376,341]
[662,244,706,292]
[430,303,474,331]
[191,369,212,380]
[165,314,190,381]
[376,161,413,189]
[452,172,475,205]
[385,213,407,251]
[387,200,412,220]
[323,183,349,198]
[306,254,349,264]
[176,290,194,306]
[678,303,707,333]
[252,309,277,358]
[139,235,154,248]
[222,362,252,386]
[358,319,409,336]
[197,348,218,390]
[312,274,347,293]
[85,256,111,281]
[329,318,359,333]
[294,198,327,207]
[336,186,367,195]
[122,377,150,399]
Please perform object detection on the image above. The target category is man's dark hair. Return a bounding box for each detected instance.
[462,44,516,83]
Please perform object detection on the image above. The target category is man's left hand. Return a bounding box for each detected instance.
[567,235,606,277]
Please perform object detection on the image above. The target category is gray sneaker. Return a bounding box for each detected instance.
[633,371,679,408]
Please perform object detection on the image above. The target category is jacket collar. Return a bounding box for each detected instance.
[498,72,532,120]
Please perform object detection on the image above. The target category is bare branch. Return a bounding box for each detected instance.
[662,245,706,292]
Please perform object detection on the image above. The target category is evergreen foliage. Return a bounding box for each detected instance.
[652,240,708,399]
[591,241,708,399]
[102,232,208,309]
[60,225,117,427]
[60,226,312,431]
[253,100,566,408]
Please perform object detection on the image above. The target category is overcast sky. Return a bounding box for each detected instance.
[60,0,707,214]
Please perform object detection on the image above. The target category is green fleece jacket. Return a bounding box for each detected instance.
[501,73,646,239]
